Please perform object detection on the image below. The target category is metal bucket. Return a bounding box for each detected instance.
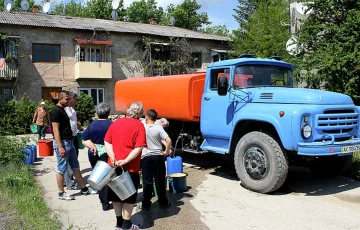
[88,161,116,190]
[108,167,136,200]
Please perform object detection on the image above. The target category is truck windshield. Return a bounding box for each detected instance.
[233,65,296,88]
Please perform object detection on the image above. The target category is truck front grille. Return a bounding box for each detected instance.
[316,109,359,135]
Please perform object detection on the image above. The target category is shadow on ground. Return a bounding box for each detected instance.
[273,166,360,198]
[132,189,192,229]
[177,151,360,198]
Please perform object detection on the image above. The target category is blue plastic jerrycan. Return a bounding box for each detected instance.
[30,144,37,163]
[23,147,33,165]
[166,155,183,175]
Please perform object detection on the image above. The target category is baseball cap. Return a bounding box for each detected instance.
[40,101,46,105]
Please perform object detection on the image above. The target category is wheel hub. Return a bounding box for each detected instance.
[243,146,269,180]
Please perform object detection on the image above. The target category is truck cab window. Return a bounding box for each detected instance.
[234,65,295,88]
[210,68,230,90]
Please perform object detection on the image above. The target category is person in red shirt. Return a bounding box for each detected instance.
[104,102,146,230]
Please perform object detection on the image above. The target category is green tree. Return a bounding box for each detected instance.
[294,0,360,104]
[162,0,211,31]
[52,0,126,20]
[74,92,95,126]
[126,0,164,23]
[199,24,230,37]
[52,0,85,17]
[230,0,289,58]
[233,0,259,29]
[0,95,36,135]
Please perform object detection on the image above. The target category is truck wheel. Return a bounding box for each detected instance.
[234,131,288,193]
[309,155,353,177]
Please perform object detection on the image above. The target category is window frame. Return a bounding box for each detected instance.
[32,43,61,63]
[210,68,231,90]
[192,52,202,69]
[78,88,105,105]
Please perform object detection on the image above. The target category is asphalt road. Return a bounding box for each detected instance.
[33,137,360,230]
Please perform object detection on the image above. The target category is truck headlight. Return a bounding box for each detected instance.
[302,125,312,139]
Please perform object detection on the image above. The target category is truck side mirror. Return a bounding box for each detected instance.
[217,76,228,96]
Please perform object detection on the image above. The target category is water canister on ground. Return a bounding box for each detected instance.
[30,144,37,163]
[38,140,54,157]
[23,147,33,165]
[166,155,183,175]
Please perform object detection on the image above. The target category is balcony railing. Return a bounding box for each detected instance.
[75,62,112,80]
[0,61,18,79]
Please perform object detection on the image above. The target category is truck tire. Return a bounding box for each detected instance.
[309,155,353,177]
[234,131,288,193]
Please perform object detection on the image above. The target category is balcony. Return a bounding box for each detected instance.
[75,62,112,80]
[74,41,112,80]
[0,61,18,79]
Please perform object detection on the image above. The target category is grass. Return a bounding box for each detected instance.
[0,163,61,230]
[347,151,360,180]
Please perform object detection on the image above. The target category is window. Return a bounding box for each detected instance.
[212,52,228,63]
[33,44,61,63]
[192,52,202,68]
[210,68,230,90]
[80,47,86,62]
[78,88,104,105]
[0,39,18,59]
[0,88,13,101]
[88,48,103,62]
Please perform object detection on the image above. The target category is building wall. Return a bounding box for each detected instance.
[0,25,228,114]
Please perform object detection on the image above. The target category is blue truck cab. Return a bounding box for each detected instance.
[194,56,360,193]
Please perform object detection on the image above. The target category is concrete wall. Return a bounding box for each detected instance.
[0,25,228,114]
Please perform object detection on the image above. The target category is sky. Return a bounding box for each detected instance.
[122,0,239,31]
[44,0,239,32]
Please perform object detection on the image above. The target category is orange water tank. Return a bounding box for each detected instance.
[114,73,206,122]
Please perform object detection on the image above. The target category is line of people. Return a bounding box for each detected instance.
[49,91,173,230]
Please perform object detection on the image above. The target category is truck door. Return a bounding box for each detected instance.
[201,67,234,143]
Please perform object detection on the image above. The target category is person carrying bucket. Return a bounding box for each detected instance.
[104,102,147,230]
[32,101,50,140]
[82,102,113,211]
[140,109,172,211]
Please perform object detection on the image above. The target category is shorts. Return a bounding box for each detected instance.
[54,139,80,174]
[105,167,139,204]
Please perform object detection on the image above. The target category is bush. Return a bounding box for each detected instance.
[74,92,95,126]
[0,136,27,165]
[0,95,36,135]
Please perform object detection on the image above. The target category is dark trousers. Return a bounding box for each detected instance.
[73,136,79,157]
[88,152,110,205]
[141,155,168,207]
[37,125,46,139]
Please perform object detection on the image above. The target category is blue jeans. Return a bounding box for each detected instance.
[54,139,80,174]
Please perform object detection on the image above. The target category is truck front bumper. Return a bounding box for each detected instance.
[298,138,360,156]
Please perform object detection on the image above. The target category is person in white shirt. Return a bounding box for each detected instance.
[64,92,81,190]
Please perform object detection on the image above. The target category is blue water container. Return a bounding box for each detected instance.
[30,144,37,163]
[23,147,33,165]
[166,155,183,175]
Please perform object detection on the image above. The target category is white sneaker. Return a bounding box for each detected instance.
[81,187,98,195]
[58,192,75,200]
[89,187,98,194]
[125,224,139,230]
